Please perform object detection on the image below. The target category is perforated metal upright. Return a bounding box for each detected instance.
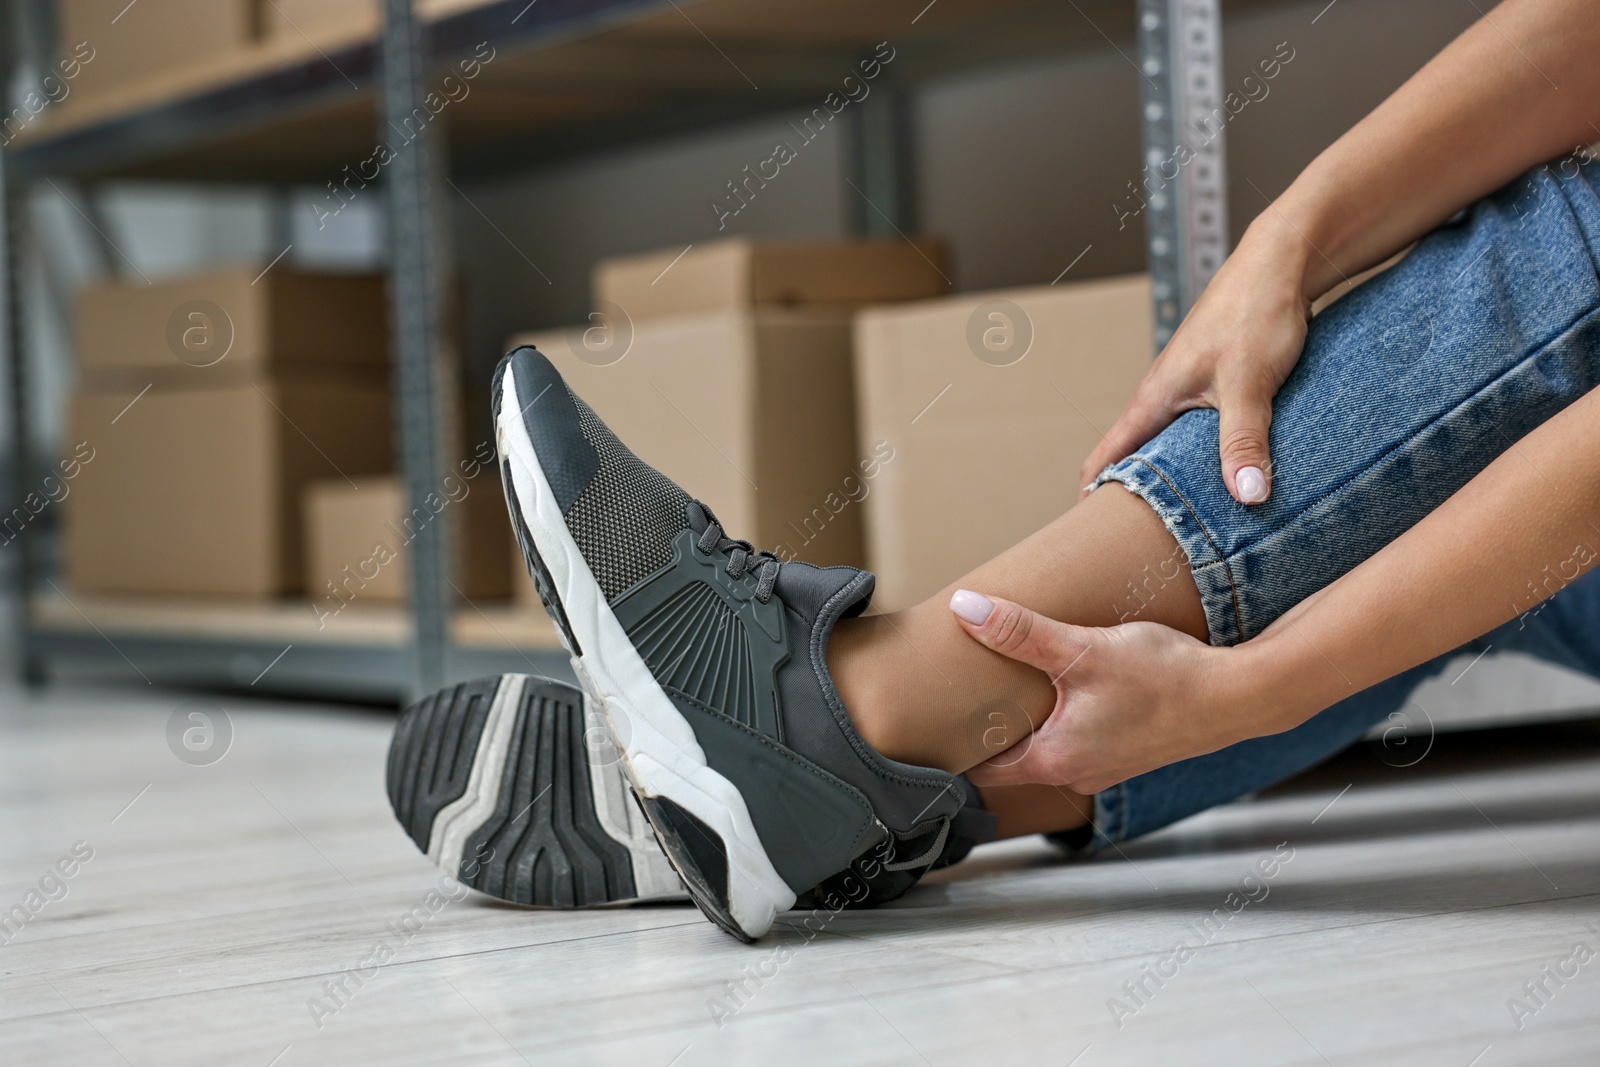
[852,85,917,238]
[1137,0,1230,354]
[381,0,454,699]
[0,2,40,685]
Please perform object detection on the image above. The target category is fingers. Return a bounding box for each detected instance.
[948,591,1089,678]
[1078,394,1174,497]
[1217,381,1274,505]
[950,592,1093,789]
[963,724,1087,789]
[963,749,1036,788]
[967,733,1122,792]
[968,751,1123,792]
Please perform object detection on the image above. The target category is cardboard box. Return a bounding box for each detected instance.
[59,0,259,102]
[229,0,490,45]
[593,238,949,322]
[75,268,388,388]
[303,473,511,605]
[260,0,376,44]
[65,379,392,597]
[509,308,866,569]
[854,275,1153,611]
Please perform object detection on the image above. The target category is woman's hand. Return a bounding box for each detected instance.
[1078,215,1318,506]
[1081,0,1600,506]
[949,590,1276,792]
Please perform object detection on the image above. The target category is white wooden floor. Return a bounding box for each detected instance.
[2,683,1599,1067]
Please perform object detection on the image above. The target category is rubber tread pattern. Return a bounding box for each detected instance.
[387,678,639,907]
[460,683,639,906]
[386,677,497,847]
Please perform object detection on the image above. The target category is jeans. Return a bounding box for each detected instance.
[1075,155,1600,849]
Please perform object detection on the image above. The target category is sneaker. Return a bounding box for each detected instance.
[492,346,970,940]
[386,673,686,907]
[387,673,997,913]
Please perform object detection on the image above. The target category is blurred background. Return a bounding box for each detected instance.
[2,0,1597,729]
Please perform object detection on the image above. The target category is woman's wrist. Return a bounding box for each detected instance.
[1205,629,1335,742]
[1233,209,1325,314]
[1235,148,1369,308]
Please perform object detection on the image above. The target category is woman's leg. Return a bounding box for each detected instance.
[828,158,1600,846]
[981,783,1100,838]
[830,484,1207,775]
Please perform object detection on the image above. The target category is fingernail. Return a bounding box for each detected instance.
[1080,483,1095,495]
[949,589,994,625]
[1236,466,1269,504]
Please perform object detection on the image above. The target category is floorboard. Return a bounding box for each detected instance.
[2,683,1598,1065]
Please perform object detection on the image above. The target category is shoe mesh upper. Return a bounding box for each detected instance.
[563,386,691,601]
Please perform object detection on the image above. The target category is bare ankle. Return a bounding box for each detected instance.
[829,616,945,770]
[980,783,1092,839]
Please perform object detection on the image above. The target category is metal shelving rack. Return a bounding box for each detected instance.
[1138,0,1228,352]
[0,0,1227,702]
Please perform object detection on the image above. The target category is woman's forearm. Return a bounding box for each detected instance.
[1258,0,1600,302]
[1237,385,1600,732]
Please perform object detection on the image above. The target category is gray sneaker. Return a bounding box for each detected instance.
[387,675,995,913]
[492,346,968,940]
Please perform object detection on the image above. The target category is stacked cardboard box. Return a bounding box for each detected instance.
[303,471,511,608]
[853,274,1153,611]
[259,0,488,45]
[58,0,260,104]
[506,237,949,607]
[259,0,378,45]
[591,238,950,320]
[66,268,394,598]
[57,0,497,107]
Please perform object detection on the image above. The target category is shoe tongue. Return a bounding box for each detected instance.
[685,499,715,535]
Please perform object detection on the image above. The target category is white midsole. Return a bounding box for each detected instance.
[495,364,795,937]
[581,691,689,901]
[427,674,526,875]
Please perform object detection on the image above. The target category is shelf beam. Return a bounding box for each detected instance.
[27,628,570,702]
[5,0,670,183]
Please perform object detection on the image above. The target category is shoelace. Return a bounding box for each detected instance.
[695,521,780,603]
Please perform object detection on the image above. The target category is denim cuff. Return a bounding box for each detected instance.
[1045,784,1128,854]
[1092,458,1245,646]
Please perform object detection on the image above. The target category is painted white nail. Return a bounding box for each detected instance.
[1236,465,1269,504]
[949,589,994,625]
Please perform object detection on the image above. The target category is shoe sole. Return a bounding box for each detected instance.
[494,357,795,940]
[386,673,685,907]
